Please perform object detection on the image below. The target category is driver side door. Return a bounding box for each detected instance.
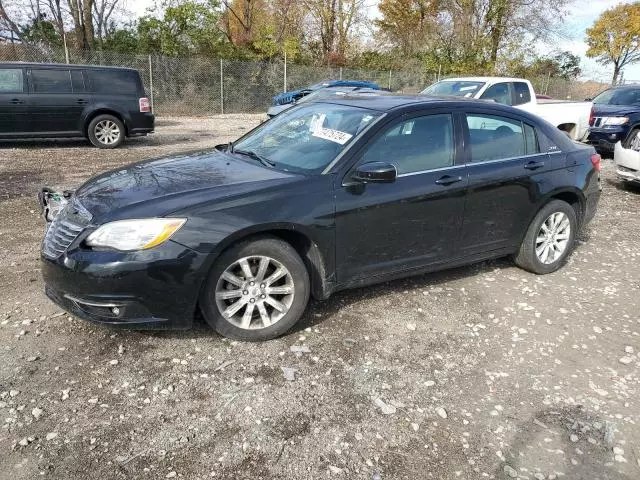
[334,111,468,286]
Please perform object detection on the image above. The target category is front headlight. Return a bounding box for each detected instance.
[601,116,629,126]
[86,218,186,251]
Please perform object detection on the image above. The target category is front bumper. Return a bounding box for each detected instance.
[586,128,628,153]
[41,240,208,330]
[614,141,640,183]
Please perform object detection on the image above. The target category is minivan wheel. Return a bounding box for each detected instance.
[201,237,310,341]
[514,200,578,274]
[88,114,125,149]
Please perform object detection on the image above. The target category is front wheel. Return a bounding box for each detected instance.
[201,237,310,341]
[514,200,578,274]
[88,114,125,149]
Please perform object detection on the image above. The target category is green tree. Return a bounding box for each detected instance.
[586,2,640,85]
[137,0,231,57]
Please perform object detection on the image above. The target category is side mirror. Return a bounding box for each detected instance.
[352,162,397,183]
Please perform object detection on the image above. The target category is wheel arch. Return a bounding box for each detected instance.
[539,187,586,228]
[556,123,577,139]
[84,109,128,137]
[200,223,332,302]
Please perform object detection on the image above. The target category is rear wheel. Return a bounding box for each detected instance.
[514,200,578,274]
[201,237,310,341]
[88,114,125,149]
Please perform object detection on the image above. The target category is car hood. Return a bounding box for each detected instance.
[74,149,299,222]
[592,104,640,116]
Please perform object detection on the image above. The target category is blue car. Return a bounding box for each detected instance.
[586,85,640,154]
[272,80,381,105]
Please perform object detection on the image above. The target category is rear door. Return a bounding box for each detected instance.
[458,110,551,255]
[26,67,85,134]
[85,68,142,111]
[334,110,468,283]
[0,67,28,134]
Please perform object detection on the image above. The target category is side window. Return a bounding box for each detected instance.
[88,70,140,95]
[0,69,24,93]
[513,82,531,106]
[361,114,455,175]
[31,69,72,93]
[71,70,85,92]
[523,123,539,154]
[466,114,525,161]
[480,83,513,105]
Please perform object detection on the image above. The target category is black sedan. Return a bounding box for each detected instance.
[40,96,601,341]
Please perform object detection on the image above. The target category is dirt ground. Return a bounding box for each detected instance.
[1,117,639,480]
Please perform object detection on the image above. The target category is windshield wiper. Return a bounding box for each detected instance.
[233,149,276,168]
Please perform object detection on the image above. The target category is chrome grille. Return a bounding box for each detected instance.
[42,199,91,259]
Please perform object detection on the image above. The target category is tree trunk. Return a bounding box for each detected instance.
[612,63,621,86]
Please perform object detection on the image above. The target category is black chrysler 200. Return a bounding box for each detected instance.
[40,96,601,341]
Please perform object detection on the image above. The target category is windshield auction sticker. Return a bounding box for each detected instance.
[312,127,353,145]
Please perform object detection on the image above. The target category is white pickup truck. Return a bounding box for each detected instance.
[422,77,592,141]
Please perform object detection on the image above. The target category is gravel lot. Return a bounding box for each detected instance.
[1,117,639,480]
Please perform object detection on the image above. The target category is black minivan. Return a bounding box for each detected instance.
[0,62,154,148]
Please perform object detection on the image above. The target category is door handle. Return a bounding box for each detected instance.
[524,160,545,170]
[435,175,463,186]
[9,99,24,104]
[76,99,88,105]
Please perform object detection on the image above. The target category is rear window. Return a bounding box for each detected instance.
[0,68,23,93]
[31,69,72,93]
[88,70,141,95]
[513,82,531,105]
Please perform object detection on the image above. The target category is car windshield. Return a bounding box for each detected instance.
[422,81,485,97]
[593,88,640,105]
[233,103,382,174]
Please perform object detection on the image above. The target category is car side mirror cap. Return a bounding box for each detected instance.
[352,162,397,183]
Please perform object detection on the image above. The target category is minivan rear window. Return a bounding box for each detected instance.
[31,69,72,93]
[0,69,23,93]
[88,70,140,95]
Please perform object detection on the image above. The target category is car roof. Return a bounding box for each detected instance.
[607,84,640,90]
[0,61,138,72]
[314,94,506,111]
[438,77,527,83]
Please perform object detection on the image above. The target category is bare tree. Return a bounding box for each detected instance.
[92,0,120,48]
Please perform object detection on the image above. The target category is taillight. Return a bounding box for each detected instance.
[591,153,601,172]
[588,106,594,126]
[139,97,151,113]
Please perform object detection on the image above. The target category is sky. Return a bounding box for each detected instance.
[125,0,634,83]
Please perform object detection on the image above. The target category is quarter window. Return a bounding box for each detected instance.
[480,83,512,105]
[0,69,23,93]
[361,114,455,174]
[31,69,72,93]
[523,123,539,154]
[513,82,531,105]
[88,70,139,95]
[466,114,525,161]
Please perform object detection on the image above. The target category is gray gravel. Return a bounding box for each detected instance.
[1,117,639,479]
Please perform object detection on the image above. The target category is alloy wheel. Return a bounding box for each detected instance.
[95,120,121,145]
[215,255,295,330]
[535,212,571,265]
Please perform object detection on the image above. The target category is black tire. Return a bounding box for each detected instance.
[514,200,578,275]
[87,114,125,149]
[624,127,640,148]
[200,236,310,341]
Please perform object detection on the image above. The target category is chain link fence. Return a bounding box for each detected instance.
[0,43,612,116]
